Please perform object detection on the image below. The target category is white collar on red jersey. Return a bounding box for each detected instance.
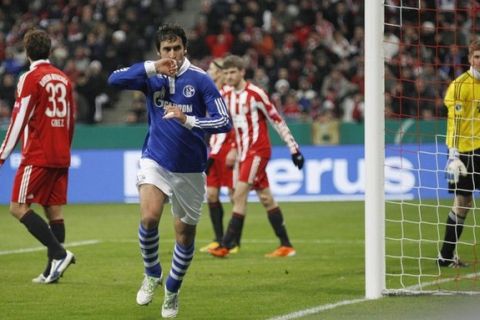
[30,59,50,70]
[234,81,248,94]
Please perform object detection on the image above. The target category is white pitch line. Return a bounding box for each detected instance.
[0,238,362,256]
[0,240,101,256]
[404,271,480,293]
[111,238,364,245]
[265,298,369,320]
[266,272,480,319]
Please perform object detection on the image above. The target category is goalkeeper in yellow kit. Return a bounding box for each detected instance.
[439,40,480,268]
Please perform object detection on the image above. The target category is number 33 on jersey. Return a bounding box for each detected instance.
[0,60,75,167]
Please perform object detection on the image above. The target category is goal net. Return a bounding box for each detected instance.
[381,0,480,295]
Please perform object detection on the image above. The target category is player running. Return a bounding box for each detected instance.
[108,24,231,318]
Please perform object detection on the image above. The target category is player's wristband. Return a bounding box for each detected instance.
[182,115,197,130]
[144,61,157,77]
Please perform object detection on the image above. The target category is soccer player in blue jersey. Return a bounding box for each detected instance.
[108,24,231,318]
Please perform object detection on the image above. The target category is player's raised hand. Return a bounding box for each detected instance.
[154,58,177,76]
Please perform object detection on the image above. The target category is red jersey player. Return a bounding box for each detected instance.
[0,29,76,283]
[200,58,241,253]
[209,55,304,258]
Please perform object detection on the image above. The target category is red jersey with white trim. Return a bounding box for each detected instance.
[223,82,298,161]
[0,60,75,167]
[208,85,235,159]
[208,129,235,159]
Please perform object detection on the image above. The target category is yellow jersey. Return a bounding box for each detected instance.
[444,70,480,152]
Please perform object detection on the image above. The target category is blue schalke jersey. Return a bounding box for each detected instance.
[108,58,231,172]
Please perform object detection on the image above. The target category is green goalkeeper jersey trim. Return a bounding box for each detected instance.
[444,70,480,152]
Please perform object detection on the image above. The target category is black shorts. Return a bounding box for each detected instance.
[448,148,480,195]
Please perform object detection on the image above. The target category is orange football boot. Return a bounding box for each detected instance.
[265,246,296,257]
[208,246,230,258]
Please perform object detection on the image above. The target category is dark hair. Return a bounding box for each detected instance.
[222,55,245,70]
[155,23,187,51]
[23,28,51,61]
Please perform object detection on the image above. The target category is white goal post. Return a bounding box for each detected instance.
[365,0,480,298]
[364,0,385,299]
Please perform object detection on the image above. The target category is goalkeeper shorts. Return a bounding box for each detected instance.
[448,148,480,195]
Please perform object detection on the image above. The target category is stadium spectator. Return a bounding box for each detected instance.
[282,92,303,120]
[251,66,270,91]
[384,30,400,60]
[108,24,231,318]
[4,0,468,125]
[341,92,364,123]
[0,73,16,108]
[0,0,180,123]
[312,109,340,145]
[208,55,303,258]
[438,39,480,268]
[0,101,10,129]
[0,28,75,284]
[75,60,110,124]
[296,76,317,113]
[125,93,147,124]
[413,77,440,119]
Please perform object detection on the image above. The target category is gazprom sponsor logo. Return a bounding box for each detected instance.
[153,98,193,113]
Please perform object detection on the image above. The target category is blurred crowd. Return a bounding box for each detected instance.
[188,0,365,141]
[384,0,479,120]
[1,0,479,145]
[0,0,184,126]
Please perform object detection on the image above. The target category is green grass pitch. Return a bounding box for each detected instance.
[0,201,479,319]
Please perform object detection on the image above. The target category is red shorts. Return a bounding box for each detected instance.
[12,165,69,205]
[238,155,269,190]
[206,156,234,189]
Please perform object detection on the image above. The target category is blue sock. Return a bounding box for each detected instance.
[138,224,162,278]
[166,242,194,293]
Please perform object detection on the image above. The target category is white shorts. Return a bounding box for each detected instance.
[137,158,206,225]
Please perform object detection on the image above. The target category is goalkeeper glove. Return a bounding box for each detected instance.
[205,157,214,175]
[446,148,467,184]
[291,151,304,170]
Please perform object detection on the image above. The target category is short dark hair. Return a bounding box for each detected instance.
[23,28,51,61]
[222,55,245,70]
[155,24,187,51]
